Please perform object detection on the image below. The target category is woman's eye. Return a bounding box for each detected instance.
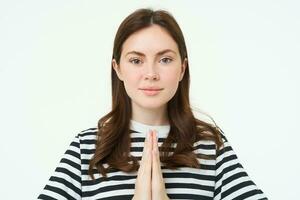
[129,58,142,65]
[160,57,172,64]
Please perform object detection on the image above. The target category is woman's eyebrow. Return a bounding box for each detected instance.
[125,49,177,57]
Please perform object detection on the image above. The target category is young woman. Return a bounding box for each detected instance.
[38,8,267,200]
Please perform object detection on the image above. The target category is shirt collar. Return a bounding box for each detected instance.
[129,119,170,138]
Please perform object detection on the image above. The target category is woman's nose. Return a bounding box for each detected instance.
[145,73,159,80]
[144,63,160,80]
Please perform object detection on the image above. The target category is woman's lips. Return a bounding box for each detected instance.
[140,88,163,96]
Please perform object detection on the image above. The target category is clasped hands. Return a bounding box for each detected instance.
[132,129,170,200]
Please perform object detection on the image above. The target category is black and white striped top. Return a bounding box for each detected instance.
[38,119,267,200]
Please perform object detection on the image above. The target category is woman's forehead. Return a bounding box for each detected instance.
[121,27,179,57]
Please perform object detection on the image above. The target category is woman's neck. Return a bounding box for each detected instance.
[131,102,169,126]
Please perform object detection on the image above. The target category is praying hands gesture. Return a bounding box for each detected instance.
[132,130,170,200]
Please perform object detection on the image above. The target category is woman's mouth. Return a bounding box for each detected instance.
[139,88,163,96]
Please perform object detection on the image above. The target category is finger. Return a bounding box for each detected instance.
[141,130,152,161]
[140,130,152,175]
[152,130,163,179]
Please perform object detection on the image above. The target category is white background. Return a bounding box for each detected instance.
[0,0,299,199]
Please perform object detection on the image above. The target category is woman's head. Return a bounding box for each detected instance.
[89,8,223,179]
[111,8,190,116]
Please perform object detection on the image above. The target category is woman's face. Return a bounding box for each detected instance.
[112,24,187,110]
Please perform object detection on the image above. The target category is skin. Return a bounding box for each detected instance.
[112,24,188,199]
[112,24,187,126]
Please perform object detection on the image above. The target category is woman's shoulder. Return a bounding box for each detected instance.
[76,126,98,143]
[193,122,229,154]
[68,127,99,158]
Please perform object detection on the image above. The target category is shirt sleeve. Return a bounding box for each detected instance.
[37,134,82,200]
[213,134,268,200]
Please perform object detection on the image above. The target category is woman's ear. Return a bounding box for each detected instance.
[179,58,188,81]
[112,59,123,81]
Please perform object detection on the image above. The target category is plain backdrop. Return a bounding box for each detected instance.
[0,0,299,199]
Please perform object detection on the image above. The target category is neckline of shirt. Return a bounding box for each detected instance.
[129,119,170,138]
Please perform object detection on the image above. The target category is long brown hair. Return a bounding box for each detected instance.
[88,8,224,179]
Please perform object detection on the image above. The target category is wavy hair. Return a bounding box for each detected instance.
[88,8,224,179]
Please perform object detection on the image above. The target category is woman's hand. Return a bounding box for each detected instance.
[132,130,170,200]
[151,130,170,200]
[132,130,153,200]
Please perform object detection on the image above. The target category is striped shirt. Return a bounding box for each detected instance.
[38,119,267,200]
